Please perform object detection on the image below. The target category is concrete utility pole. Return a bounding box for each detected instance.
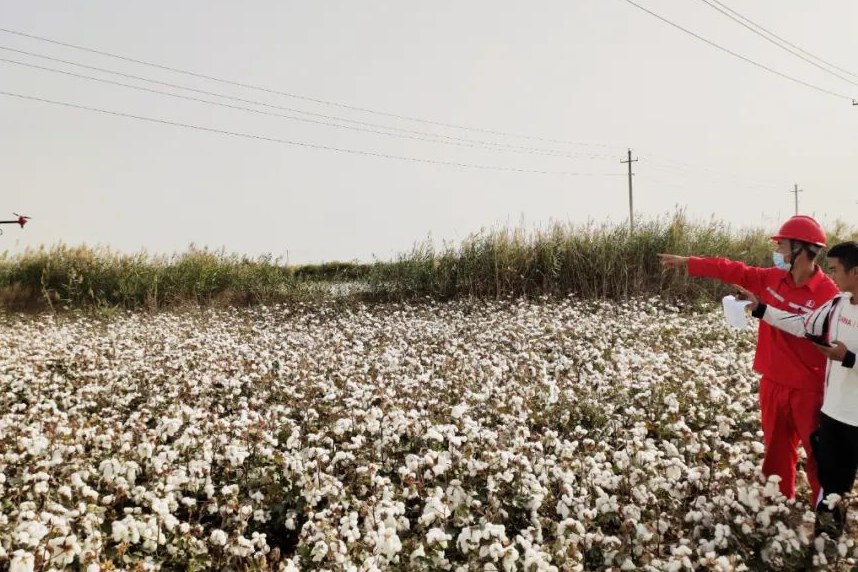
[790,184,803,215]
[621,149,638,232]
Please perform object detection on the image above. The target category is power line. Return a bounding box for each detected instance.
[0,57,617,162]
[1,57,792,200]
[6,61,792,199]
[704,0,858,82]
[694,0,858,88]
[0,90,629,177]
[618,0,855,102]
[0,45,615,161]
[0,26,622,149]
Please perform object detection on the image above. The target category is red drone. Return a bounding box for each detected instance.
[0,213,30,234]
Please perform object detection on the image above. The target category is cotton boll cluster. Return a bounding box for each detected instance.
[1,299,857,570]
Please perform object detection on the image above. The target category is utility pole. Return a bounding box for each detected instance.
[790,184,803,215]
[621,149,638,232]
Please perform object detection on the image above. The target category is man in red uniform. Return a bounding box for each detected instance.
[658,215,838,502]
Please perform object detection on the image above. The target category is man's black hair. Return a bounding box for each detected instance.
[826,241,858,271]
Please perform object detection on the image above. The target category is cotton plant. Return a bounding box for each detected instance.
[2,298,858,570]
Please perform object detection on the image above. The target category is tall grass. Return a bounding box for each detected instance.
[0,246,305,311]
[365,214,855,302]
[1,214,853,311]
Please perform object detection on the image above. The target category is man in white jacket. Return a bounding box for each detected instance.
[745,241,858,538]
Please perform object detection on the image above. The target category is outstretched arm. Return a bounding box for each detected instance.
[658,254,768,295]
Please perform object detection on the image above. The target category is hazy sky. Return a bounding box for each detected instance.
[2,1,857,263]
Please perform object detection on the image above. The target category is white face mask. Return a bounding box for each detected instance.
[772,252,791,271]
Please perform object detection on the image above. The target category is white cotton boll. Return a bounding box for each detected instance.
[737,461,755,475]
[311,540,328,562]
[426,527,452,547]
[111,521,129,543]
[286,430,302,449]
[425,428,444,442]
[376,523,402,560]
[432,453,452,476]
[420,494,451,526]
[823,493,842,510]
[663,393,680,413]
[621,504,641,523]
[452,404,469,419]
[162,513,179,532]
[225,445,251,467]
[86,562,100,572]
[502,545,519,572]
[410,544,426,563]
[621,558,636,571]
[556,500,570,519]
[125,463,139,485]
[546,382,559,405]
[99,460,115,480]
[285,514,297,531]
[16,521,49,547]
[10,550,35,572]
[47,535,81,567]
[762,483,783,503]
[665,465,682,482]
[137,442,154,459]
[210,529,228,546]
[229,535,254,557]
[457,527,474,554]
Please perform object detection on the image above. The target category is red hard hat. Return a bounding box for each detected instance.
[771,215,826,247]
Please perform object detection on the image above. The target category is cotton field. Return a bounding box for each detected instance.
[1,298,856,571]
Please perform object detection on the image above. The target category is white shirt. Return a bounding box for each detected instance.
[763,292,858,426]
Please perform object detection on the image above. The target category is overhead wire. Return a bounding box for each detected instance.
[693,0,858,88]
[0,45,616,160]
[0,90,629,176]
[618,0,855,101]
[0,56,617,161]
[703,0,858,81]
[0,26,622,148]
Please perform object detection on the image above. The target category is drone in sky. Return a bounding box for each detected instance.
[0,213,31,235]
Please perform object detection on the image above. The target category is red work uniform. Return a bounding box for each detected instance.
[688,257,838,501]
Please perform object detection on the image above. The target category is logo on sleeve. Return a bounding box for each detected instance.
[807,300,816,308]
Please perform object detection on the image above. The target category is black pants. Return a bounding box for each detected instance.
[812,412,858,537]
